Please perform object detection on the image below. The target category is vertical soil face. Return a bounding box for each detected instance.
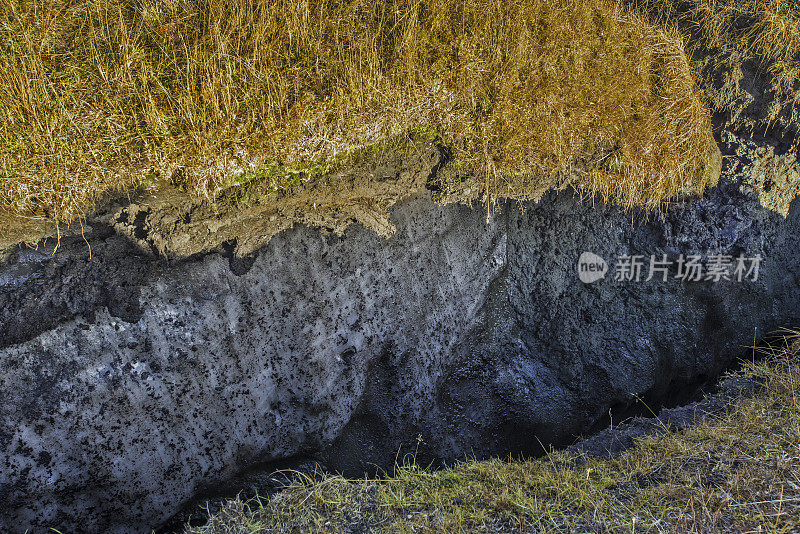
[1,139,799,532]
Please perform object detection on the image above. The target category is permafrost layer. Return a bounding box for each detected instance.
[1,132,800,532]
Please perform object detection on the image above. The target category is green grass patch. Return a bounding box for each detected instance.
[213,130,435,206]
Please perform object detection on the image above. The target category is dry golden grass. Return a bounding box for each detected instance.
[643,0,800,92]
[694,0,800,89]
[0,0,718,227]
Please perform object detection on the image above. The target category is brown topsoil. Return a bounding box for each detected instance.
[0,143,467,259]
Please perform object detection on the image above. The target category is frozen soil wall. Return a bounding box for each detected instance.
[1,123,799,532]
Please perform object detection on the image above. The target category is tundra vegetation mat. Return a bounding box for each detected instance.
[1,0,732,239]
[188,339,800,533]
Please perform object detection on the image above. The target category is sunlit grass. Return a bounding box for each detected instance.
[642,0,800,93]
[0,0,718,228]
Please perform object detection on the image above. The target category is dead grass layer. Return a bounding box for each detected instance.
[641,0,800,95]
[189,339,800,534]
[636,0,800,148]
[1,0,722,234]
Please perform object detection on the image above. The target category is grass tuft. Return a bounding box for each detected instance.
[642,0,800,94]
[1,0,718,227]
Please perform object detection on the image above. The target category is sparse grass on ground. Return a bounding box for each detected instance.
[1,0,720,229]
[188,338,800,533]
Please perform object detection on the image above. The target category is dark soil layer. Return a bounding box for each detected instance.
[1,154,799,532]
[187,350,800,533]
